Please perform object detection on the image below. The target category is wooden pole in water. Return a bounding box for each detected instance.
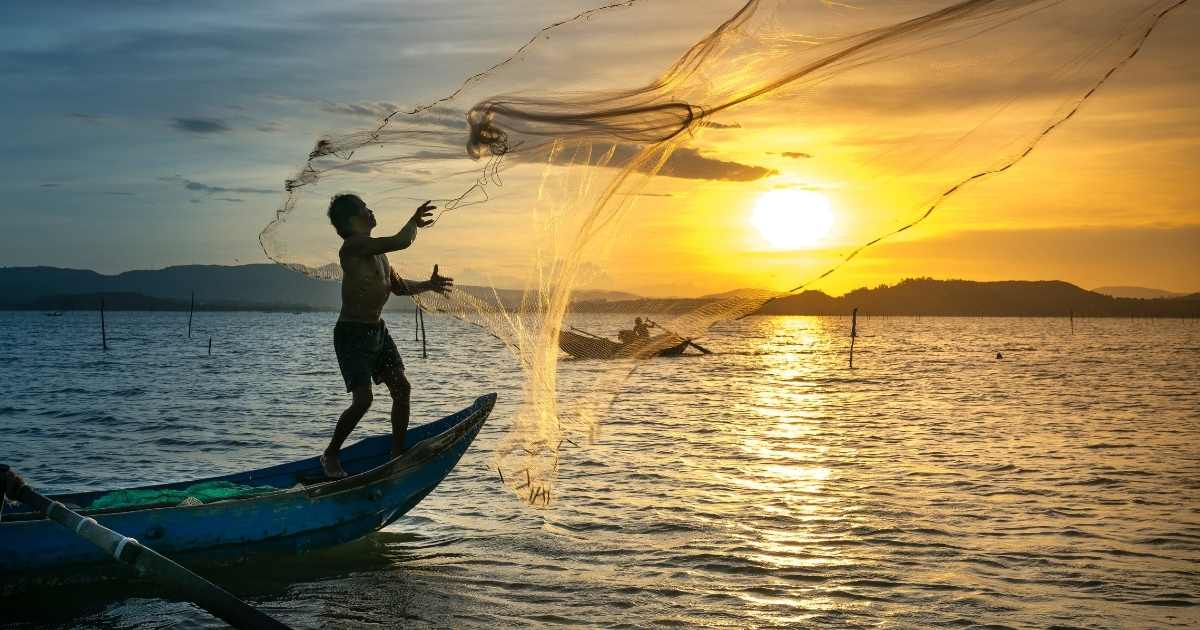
[100,297,108,351]
[1070,308,1074,334]
[849,307,858,369]
[188,291,194,338]
[208,337,212,356]
[418,306,428,359]
[414,304,420,341]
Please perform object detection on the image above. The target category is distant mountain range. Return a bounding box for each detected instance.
[1,266,1197,317]
[753,279,1199,317]
[0,265,342,311]
[0,265,643,313]
[577,278,1200,317]
[1091,285,1187,299]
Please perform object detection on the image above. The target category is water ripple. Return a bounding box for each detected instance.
[1,312,1198,629]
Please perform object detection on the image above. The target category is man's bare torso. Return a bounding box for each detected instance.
[339,250,392,323]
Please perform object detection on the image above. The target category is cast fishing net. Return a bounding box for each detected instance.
[260,0,1190,505]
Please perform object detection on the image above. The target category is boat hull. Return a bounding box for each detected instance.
[558,330,691,359]
[0,393,496,593]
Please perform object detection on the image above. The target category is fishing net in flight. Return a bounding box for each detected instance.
[260,0,1189,505]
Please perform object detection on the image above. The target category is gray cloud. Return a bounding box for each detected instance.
[321,101,467,131]
[104,191,135,196]
[702,121,741,129]
[256,121,283,133]
[161,176,275,196]
[66,112,112,124]
[531,144,776,182]
[777,151,813,159]
[653,147,776,182]
[171,117,231,134]
[322,101,400,119]
[215,197,244,203]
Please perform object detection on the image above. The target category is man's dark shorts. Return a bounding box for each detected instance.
[334,321,404,392]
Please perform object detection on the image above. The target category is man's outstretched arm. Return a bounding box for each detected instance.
[342,201,436,257]
[392,265,454,297]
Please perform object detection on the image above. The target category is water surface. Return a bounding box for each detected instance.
[1,311,1197,628]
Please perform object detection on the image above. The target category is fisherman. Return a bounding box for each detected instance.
[320,194,453,479]
[633,317,652,339]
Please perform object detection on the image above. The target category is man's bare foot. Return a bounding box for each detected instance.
[320,452,348,479]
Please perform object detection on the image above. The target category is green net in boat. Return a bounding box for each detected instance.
[88,480,280,510]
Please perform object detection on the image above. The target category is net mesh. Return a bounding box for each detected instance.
[259,0,1189,506]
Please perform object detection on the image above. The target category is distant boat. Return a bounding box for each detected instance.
[559,329,692,359]
[43,312,63,317]
[0,394,495,594]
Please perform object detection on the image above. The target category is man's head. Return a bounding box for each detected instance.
[328,193,376,238]
[635,317,643,325]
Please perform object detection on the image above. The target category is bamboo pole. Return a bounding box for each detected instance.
[100,297,108,351]
[849,307,858,369]
[188,291,194,338]
[419,307,428,359]
[0,466,291,630]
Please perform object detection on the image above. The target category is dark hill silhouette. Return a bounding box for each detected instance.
[2,267,1196,316]
[1092,285,1186,299]
[574,278,1199,317]
[754,278,1198,317]
[0,265,636,312]
[33,292,186,311]
[0,265,341,309]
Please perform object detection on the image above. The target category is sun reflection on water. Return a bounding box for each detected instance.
[731,316,858,615]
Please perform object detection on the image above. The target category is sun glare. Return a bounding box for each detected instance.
[751,189,834,250]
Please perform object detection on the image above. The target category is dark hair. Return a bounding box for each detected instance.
[328,194,364,237]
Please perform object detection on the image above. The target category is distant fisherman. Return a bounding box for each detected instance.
[320,194,453,479]
[633,317,651,339]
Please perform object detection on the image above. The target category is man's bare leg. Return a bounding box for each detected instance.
[323,386,372,478]
[384,370,412,458]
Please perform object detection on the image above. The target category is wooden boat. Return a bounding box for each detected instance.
[558,330,691,359]
[0,393,496,594]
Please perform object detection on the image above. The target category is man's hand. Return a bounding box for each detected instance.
[410,200,437,228]
[428,264,453,296]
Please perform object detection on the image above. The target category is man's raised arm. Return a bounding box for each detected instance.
[342,201,436,257]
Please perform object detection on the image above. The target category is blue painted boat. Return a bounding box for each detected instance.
[0,393,496,594]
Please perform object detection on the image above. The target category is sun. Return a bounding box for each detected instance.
[750,189,834,249]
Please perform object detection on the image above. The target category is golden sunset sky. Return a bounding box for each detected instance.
[4,1,1197,297]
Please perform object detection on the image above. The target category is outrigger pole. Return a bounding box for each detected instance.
[0,466,292,630]
[646,318,712,355]
[569,326,609,341]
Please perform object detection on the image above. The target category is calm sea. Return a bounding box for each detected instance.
[1,311,1197,629]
